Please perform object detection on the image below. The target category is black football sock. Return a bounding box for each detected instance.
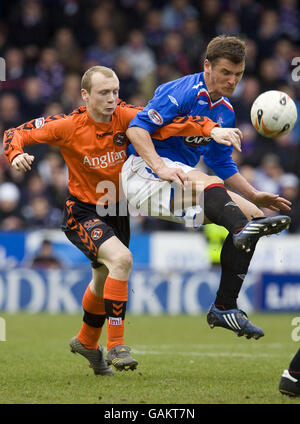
[214,233,257,310]
[204,184,248,234]
[289,349,300,380]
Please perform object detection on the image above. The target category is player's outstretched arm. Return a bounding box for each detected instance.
[150,116,242,152]
[225,172,292,211]
[3,113,71,166]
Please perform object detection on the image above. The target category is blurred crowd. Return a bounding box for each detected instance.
[0,0,300,234]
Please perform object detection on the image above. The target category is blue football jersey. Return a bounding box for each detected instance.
[128,72,239,180]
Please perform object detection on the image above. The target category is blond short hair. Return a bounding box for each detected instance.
[81,66,117,93]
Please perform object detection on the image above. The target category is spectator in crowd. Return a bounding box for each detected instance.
[114,56,138,103]
[120,0,152,32]
[2,47,27,94]
[243,38,259,77]
[231,76,261,123]
[22,173,50,205]
[83,29,118,70]
[254,154,285,195]
[235,0,261,39]
[0,23,8,57]
[22,196,62,229]
[277,84,300,145]
[216,11,241,37]
[144,9,165,56]
[43,101,64,117]
[37,150,65,186]
[182,17,205,73]
[127,92,147,107]
[31,239,62,269]
[155,61,182,87]
[161,0,198,32]
[279,173,300,233]
[56,72,83,113]
[35,47,64,101]
[273,37,295,81]
[259,57,283,92]
[21,76,46,121]
[0,93,23,129]
[48,167,68,211]
[0,181,25,230]
[8,0,49,50]
[273,132,298,174]
[235,123,258,158]
[87,3,127,44]
[118,29,157,83]
[4,164,28,194]
[256,9,280,59]
[198,0,220,41]
[278,0,300,41]
[52,27,82,74]
[159,31,191,76]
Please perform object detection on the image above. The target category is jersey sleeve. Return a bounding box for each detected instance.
[128,76,195,134]
[152,115,218,139]
[3,114,73,163]
[203,112,238,180]
[203,142,238,180]
[117,100,143,129]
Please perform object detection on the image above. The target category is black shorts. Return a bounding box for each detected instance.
[62,195,130,268]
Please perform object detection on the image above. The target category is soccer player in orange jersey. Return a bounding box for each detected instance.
[3,65,237,375]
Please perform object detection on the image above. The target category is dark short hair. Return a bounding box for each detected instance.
[205,35,246,66]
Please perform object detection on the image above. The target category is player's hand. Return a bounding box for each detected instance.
[156,165,188,189]
[11,153,35,172]
[251,191,292,212]
[210,127,242,152]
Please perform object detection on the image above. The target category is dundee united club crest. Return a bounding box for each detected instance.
[113,132,128,146]
[91,228,103,240]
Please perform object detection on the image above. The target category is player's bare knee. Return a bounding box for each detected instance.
[204,175,223,189]
[112,251,133,275]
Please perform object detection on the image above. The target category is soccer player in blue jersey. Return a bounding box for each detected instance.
[122,35,292,339]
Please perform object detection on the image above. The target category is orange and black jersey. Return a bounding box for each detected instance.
[3,100,218,205]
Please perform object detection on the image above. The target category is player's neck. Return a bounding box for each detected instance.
[87,108,112,124]
[203,74,222,101]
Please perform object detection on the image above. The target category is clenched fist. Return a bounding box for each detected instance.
[12,153,35,172]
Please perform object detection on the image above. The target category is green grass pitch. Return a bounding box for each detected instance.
[0,312,299,404]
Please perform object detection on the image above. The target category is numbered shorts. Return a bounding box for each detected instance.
[61,196,130,268]
[121,154,203,228]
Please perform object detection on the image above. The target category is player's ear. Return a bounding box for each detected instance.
[203,59,211,74]
[81,88,88,103]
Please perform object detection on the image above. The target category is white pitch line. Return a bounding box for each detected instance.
[133,343,284,350]
[131,349,279,358]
